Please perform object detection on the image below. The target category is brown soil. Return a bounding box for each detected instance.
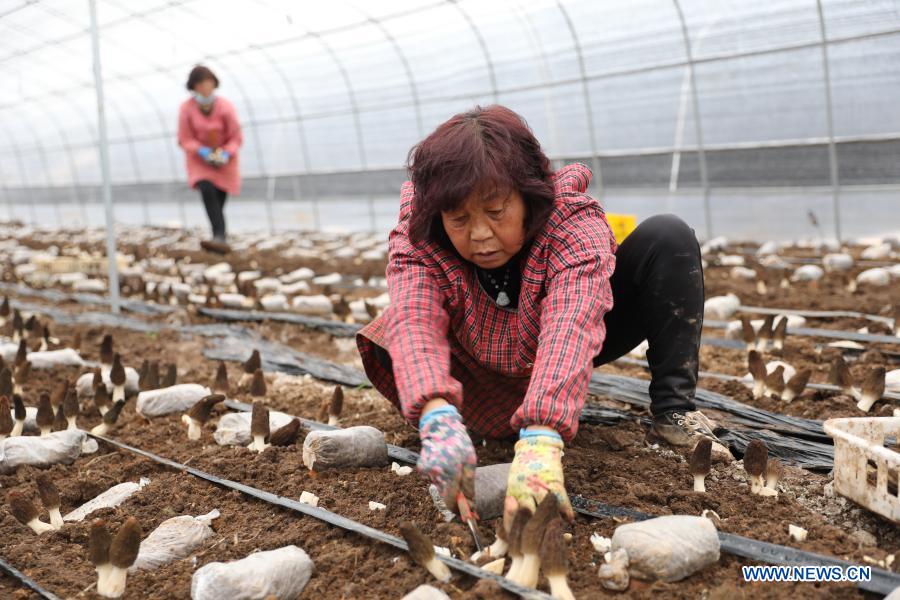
[0,235,897,598]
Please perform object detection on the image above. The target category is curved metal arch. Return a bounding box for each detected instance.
[103,0,271,176]
[554,0,602,194]
[448,0,498,103]
[0,124,37,223]
[348,1,425,139]
[671,0,712,239]
[37,2,182,181]
[508,0,561,153]
[815,0,842,242]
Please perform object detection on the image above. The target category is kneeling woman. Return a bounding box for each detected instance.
[356,105,729,526]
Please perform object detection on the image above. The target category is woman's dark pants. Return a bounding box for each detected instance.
[593,214,704,416]
[196,180,228,240]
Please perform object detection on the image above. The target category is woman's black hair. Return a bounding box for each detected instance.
[186,65,220,91]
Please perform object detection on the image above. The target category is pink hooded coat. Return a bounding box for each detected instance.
[177,96,243,195]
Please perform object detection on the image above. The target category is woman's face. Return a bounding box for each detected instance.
[441,185,527,269]
[193,78,216,97]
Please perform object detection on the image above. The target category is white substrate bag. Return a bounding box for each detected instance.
[64,479,150,522]
[191,545,314,600]
[703,294,740,320]
[856,268,891,287]
[136,384,211,417]
[0,342,20,361]
[213,411,295,447]
[611,515,720,582]
[0,430,86,473]
[790,265,824,282]
[822,253,853,272]
[76,367,140,399]
[132,509,220,571]
[26,348,84,369]
[291,295,333,315]
[302,426,389,471]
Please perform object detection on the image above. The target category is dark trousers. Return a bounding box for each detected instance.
[592,214,703,415]
[196,180,227,240]
[375,213,703,416]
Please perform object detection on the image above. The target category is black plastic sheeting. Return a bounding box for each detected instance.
[222,400,893,595]
[6,294,837,469]
[91,433,552,600]
[0,282,175,315]
[209,338,836,470]
[706,318,900,345]
[616,355,900,403]
[199,306,361,337]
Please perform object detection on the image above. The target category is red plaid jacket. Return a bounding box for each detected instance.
[356,163,616,442]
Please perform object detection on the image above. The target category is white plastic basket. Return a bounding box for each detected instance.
[823,417,899,523]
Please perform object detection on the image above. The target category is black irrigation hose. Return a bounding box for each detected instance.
[199,306,361,337]
[88,433,552,600]
[0,555,62,600]
[705,318,900,346]
[738,305,895,327]
[0,282,175,316]
[210,337,836,469]
[185,402,892,595]
[614,356,900,404]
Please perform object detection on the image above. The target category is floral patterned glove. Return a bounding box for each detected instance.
[418,405,477,511]
[505,430,574,525]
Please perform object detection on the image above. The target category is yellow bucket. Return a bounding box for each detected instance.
[606,213,637,244]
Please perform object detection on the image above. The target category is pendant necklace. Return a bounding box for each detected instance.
[480,264,511,307]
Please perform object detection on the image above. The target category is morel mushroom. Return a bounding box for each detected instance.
[11,394,25,436]
[63,388,79,430]
[99,334,114,368]
[13,360,30,396]
[755,315,774,352]
[249,401,270,452]
[182,394,225,440]
[318,385,343,426]
[0,367,11,397]
[143,361,160,392]
[52,404,67,433]
[36,473,64,529]
[8,490,55,534]
[14,338,27,367]
[855,366,886,412]
[0,395,11,439]
[782,369,811,403]
[90,519,112,594]
[102,517,141,598]
[49,379,68,412]
[36,392,54,437]
[249,368,267,397]
[504,506,532,583]
[110,354,126,403]
[514,494,559,588]
[540,518,575,600]
[91,400,126,436]
[239,350,261,389]
[748,351,767,399]
[270,417,303,446]
[212,362,229,394]
[772,317,788,353]
[762,458,784,497]
[743,439,768,495]
[764,365,786,400]
[691,438,712,493]
[94,381,112,416]
[161,363,177,388]
[399,522,451,583]
[740,317,756,351]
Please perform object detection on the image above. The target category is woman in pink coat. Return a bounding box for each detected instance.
[177,65,243,253]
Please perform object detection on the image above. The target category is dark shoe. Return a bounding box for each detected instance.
[652,410,733,463]
[200,239,231,255]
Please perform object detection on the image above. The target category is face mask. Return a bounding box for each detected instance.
[193,92,215,106]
